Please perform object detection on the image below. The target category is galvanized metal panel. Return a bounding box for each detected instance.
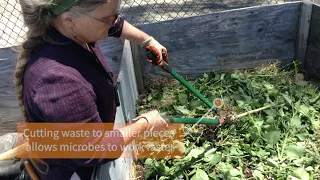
[120,40,139,121]
[135,2,301,80]
[94,103,134,180]
[96,40,137,180]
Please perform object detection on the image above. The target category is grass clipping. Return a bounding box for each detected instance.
[134,62,320,180]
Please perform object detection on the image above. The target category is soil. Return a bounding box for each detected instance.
[133,162,145,180]
[243,162,253,178]
[293,73,308,86]
[316,130,320,151]
[143,77,177,93]
[217,106,239,124]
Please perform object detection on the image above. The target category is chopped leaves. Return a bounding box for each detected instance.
[135,62,320,180]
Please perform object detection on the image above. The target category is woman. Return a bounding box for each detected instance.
[15,0,169,179]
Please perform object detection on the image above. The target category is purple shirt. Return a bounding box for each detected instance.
[23,17,125,179]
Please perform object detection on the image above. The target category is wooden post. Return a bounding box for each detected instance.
[295,0,312,72]
[311,0,320,5]
[130,42,145,94]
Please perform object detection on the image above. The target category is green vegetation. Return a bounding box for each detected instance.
[135,62,320,180]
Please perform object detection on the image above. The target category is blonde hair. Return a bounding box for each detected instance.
[15,0,109,175]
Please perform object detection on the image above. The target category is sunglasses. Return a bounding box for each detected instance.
[89,12,120,26]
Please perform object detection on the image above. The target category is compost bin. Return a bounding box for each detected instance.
[127,1,320,179]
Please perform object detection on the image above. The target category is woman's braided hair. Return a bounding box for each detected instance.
[15,0,109,174]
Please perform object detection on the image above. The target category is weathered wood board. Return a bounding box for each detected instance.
[305,3,320,80]
[295,0,312,71]
[0,47,21,136]
[134,2,301,81]
[0,38,123,136]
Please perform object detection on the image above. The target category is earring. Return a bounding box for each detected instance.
[71,27,77,39]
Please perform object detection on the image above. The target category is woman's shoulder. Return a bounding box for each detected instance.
[23,50,92,94]
[21,45,100,123]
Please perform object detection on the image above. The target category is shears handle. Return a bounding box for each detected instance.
[161,116,220,125]
[161,115,174,123]
[146,50,171,73]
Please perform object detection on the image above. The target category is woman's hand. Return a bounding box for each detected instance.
[141,37,169,67]
[119,20,169,66]
[133,109,168,132]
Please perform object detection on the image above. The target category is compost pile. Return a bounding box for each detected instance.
[135,62,320,180]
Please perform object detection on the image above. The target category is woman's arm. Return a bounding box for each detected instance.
[119,19,169,66]
[107,17,150,44]
[108,16,169,66]
[119,20,151,46]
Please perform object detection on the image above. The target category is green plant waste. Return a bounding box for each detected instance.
[134,62,320,180]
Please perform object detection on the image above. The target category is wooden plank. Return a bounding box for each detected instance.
[134,2,301,80]
[295,0,312,71]
[130,42,145,94]
[305,3,320,80]
[0,47,22,136]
